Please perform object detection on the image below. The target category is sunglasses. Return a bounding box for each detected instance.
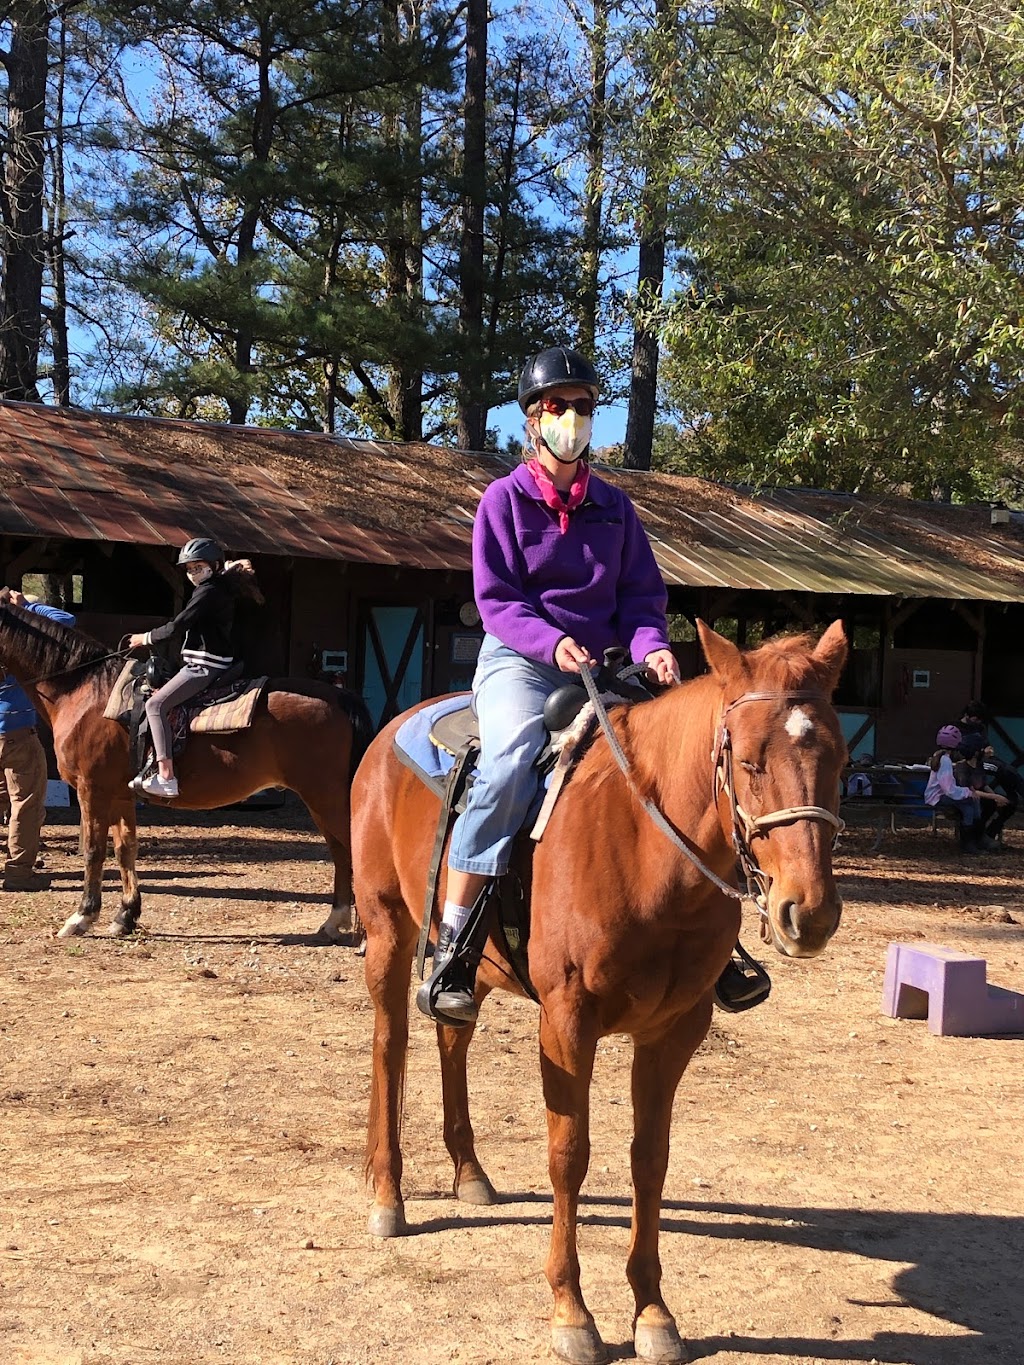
[538,394,596,419]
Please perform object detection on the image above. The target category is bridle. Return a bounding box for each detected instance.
[712,689,844,938]
[579,667,843,939]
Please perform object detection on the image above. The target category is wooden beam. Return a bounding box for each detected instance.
[2,537,51,585]
[884,597,922,644]
[843,713,876,755]
[706,589,738,623]
[952,600,984,639]
[780,592,816,626]
[135,543,184,613]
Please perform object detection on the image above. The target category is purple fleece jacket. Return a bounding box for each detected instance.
[472,464,670,666]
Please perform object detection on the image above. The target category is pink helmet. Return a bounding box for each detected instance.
[936,725,962,749]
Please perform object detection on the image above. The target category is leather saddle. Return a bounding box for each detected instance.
[409,650,656,999]
[122,655,248,778]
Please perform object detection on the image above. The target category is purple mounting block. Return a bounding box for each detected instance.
[881,942,1024,1037]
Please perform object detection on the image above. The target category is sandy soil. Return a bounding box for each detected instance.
[1,801,1021,1365]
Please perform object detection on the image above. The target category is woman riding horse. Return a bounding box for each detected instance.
[128,537,238,799]
[419,345,768,1023]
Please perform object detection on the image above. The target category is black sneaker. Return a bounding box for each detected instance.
[416,922,479,1026]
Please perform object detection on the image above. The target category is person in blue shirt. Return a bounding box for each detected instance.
[0,589,76,891]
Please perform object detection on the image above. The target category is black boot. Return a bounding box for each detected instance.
[713,943,772,1012]
[416,922,480,1026]
[959,823,982,856]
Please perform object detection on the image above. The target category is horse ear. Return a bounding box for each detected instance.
[812,619,848,693]
[697,619,743,681]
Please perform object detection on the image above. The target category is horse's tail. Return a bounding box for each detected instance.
[334,688,375,780]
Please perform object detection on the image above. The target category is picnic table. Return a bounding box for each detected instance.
[840,763,941,849]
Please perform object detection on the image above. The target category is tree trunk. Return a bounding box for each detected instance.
[0,2,49,402]
[384,0,424,441]
[456,0,487,451]
[578,0,608,358]
[622,210,664,471]
[47,13,70,406]
[623,0,669,473]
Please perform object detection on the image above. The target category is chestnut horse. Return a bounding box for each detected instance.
[352,620,848,1364]
[0,601,372,941]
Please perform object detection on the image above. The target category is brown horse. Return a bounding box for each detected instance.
[352,620,848,1364]
[0,601,372,941]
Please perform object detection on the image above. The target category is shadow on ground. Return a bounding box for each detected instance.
[406,1192,1022,1363]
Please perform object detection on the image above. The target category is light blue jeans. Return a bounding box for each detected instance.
[448,635,573,876]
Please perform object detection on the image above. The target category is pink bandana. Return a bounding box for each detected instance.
[526,458,590,534]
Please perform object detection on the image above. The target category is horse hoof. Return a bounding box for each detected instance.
[635,1321,689,1362]
[367,1203,406,1238]
[457,1175,498,1206]
[551,1324,608,1364]
[320,927,362,948]
[57,914,93,938]
[106,920,131,938]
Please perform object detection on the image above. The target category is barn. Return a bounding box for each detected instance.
[2,399,1024,765]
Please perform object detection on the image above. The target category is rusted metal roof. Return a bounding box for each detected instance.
[3,399,1024,601]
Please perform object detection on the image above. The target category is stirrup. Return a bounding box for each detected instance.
[416,884,491,1027]
[714,941,771,1013]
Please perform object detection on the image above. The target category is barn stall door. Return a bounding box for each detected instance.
[876,647,976,761]
[360,604,426,728]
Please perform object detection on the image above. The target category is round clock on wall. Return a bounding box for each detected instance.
[458,601,482,627]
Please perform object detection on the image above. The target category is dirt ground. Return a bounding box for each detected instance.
[1,799,1021,1365]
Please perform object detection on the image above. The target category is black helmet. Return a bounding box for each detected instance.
[177,536,223,566]
[517,347,600,412]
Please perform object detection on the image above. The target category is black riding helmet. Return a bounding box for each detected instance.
[517,347,600,412]
[178,536,223,567]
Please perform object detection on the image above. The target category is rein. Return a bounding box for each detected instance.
[578,667,843,938]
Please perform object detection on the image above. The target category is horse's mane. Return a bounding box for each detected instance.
[0,602,116,690]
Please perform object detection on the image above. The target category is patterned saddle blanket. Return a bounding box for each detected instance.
[105,657,268,734]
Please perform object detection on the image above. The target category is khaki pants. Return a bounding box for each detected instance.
[0,727,47,873]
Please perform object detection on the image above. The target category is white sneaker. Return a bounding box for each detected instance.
[140,773,179,799]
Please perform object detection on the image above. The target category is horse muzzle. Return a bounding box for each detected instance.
[766,886,843,959]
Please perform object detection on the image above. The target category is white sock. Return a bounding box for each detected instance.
[442,899,473,934]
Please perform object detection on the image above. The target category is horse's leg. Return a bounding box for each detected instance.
[627,1006,710,1364]
[106,802,142,937]
[57,787,111,938]
[540,1004,606,1365]
[306,796,360,946]
[364,913,416,1238]
[437,987,498,1205]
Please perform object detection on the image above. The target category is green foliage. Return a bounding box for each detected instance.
[652,0,1024,499]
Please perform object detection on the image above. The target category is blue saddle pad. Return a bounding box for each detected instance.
[394,694,555,802]
[394,694,472,784]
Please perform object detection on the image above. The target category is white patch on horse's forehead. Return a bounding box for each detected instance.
[785,707,814,740]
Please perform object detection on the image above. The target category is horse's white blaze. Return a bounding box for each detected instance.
[785,707,814,741]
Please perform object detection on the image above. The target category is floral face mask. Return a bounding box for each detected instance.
[539,408,593,463]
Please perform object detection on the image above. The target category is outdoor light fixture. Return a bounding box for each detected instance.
[991,503,1010,526]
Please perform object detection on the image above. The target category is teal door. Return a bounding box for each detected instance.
[361,604,425,727]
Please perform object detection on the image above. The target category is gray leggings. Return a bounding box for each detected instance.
[145,663,224,763]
